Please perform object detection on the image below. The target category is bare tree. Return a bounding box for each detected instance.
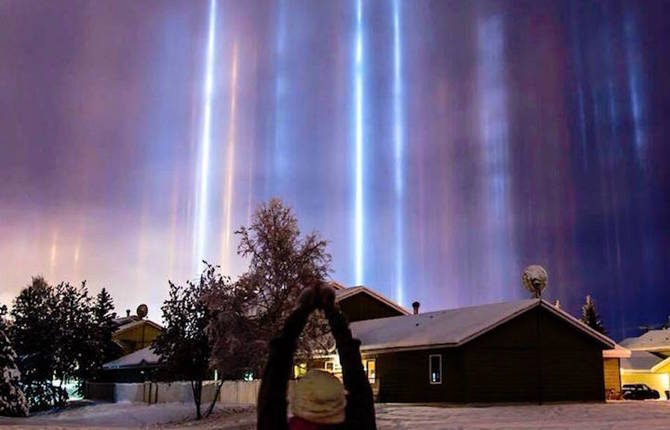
[207,198,333,379]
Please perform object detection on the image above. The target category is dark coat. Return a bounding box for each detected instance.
[257,304,377,430]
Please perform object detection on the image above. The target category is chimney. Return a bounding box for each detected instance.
[126,309,131,318]
[412,301,420,315]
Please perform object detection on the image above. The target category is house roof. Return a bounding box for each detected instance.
[603,343,631,359]
[621,351,664,371]
[335,285,410,316]
[619,329,670,352]
[114,319,163,336]
[350,299,615,353]
[103,346,160,369]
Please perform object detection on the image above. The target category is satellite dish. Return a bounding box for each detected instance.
[522,265,548,299]
[136,304,148,319]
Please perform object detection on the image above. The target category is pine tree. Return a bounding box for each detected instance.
[0,305,28,417]
[53,281,96,396]
[10,277,62,411]
[90,288,118,381]
[581,294,606,334]
[10,278,99,410]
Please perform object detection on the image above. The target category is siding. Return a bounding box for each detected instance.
[371,306,607,403]
[370,349,465,403]
[338,293,405,322]
[114,322,162,354]
[464,308,605,403]
[603,358,621,397]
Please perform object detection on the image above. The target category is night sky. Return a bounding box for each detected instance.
[1,0,669,340]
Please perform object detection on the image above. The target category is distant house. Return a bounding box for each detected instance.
[316,290,617,403]
[619,329,670,398]
[100,308,163,382]
[102,346,160,383]
[112,311,163,355]
[620,329,670,357]
[619,351,670,398]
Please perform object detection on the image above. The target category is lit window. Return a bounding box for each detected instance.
[294,363,307,378]
[364,359,376,383]
[429,354,442,384]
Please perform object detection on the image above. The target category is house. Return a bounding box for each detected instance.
[102,346,160,383]
[112,309,163,355]
[100,306,163,382]
[318,291,617,403]
[619,328,670,398]
[619,351,670,398]
[620,329,670,357]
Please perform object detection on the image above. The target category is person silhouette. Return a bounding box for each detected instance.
[257,282,377,430]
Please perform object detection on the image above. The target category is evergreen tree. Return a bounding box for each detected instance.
[0,305,28,417]
[10,278,98,410]
[581,294,606,334]
[53,281,96,396]
[10,277,63,411]
[90,288,118,380]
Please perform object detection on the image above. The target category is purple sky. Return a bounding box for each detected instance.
[1,0,669,339]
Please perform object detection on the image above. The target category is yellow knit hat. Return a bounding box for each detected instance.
[290,369,346,424]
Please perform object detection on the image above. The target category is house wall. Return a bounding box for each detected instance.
[338,294,404,322]
[603,358,622,398]
[101,366,157,383]
[369,307,607,403]
[366,349,465,403]
[463,308,605,403]
[114,323,162,354]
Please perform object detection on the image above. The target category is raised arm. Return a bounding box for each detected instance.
[322,288,377,430]
[257,289,315,430]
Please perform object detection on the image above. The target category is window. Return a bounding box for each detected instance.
[429,354,442,384]
[294,363,307,378]
[364,359,376,383]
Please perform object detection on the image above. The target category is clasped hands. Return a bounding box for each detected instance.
[295,281,337,314]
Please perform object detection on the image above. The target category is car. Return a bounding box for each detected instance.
[622,384,661,400]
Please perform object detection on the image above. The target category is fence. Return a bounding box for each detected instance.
[85,380,261,405]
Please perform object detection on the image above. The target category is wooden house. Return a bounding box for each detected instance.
[320,293,617,403]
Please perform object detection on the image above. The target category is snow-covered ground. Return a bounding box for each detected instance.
[0,402,255,429]
[1,401,670,429]
[376,401,670,429]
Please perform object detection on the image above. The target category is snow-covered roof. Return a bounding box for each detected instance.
[103,346,160,369]
[618,329,670,352]
[620,351,664,371]
[115,319,163,335]
[603,343,631,359]
[350,299,615,353]
[335,286,410,316]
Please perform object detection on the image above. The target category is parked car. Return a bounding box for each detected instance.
[622,384,660,400]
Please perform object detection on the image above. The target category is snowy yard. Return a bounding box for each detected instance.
[1,401,670,429]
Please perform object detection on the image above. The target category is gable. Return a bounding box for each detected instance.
[113,320,163,354]
[335,286,409,322]
[469,305,612,351]
[338,292,406,322]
